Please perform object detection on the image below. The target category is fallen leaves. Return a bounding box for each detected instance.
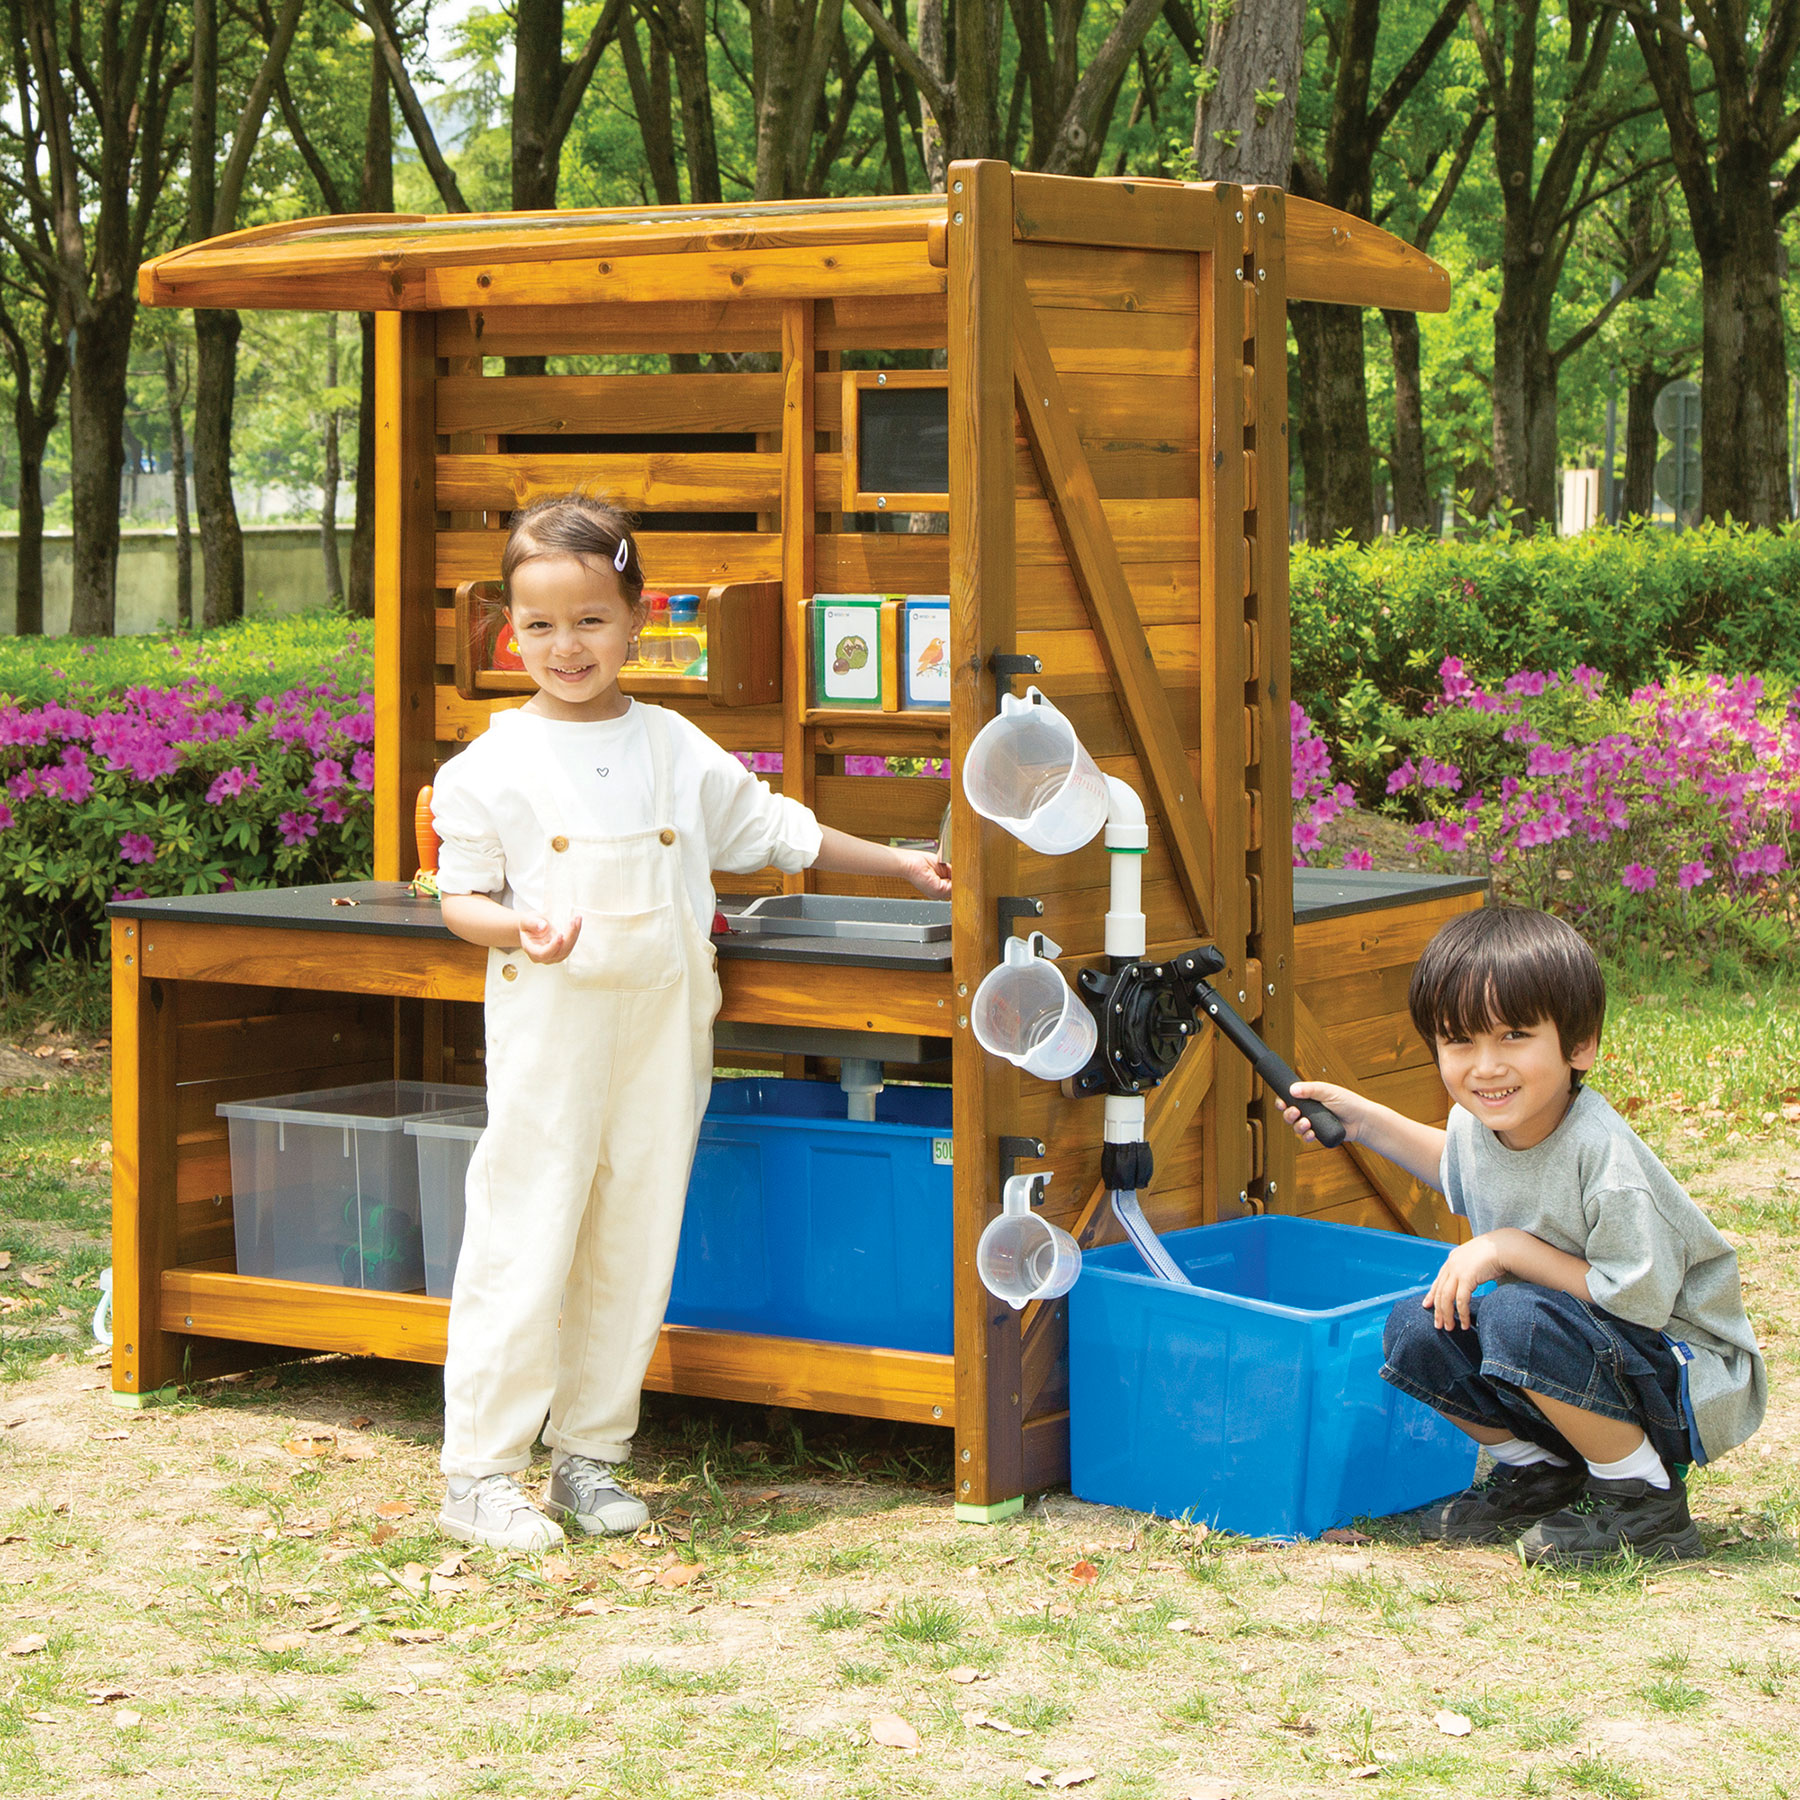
[1025,1766,1097,1789]
[1433,1709,1473,1737]
[112,1710,144,1730]
[945,1666,991,1684]
[283,1427,336,1458]
[869,1713,919,1750]
[1067,1560,1099,1586]
[656,1561,701,1589]
[391,1627,445,1645]
[1177,1782,1237,1800]
[1320,1526,1371,1545]
[5,1634,48,1656]
[257,1633,309,1655]
[373,1499,415,1519]
[961,1710,1029,1736]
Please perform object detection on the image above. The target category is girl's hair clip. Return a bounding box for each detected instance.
[613,536,631,572]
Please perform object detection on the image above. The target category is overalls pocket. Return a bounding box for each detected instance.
[563,903,682,991]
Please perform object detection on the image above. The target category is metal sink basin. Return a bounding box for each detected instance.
[723,894,951,942]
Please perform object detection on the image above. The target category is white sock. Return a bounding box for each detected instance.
[1586,1438,1670,1489]
[1486,1435,1569,1470]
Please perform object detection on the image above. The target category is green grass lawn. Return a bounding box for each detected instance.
[2,972,1795,1798]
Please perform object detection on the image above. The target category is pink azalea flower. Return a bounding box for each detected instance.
[0,801,13,831]
[319,798,348,825]
[1621,863,1658,894]
[1341,849,1374,871]
[1677,861,1712,890]
[308,757,346,796]
[118,831,157,865]
[278,810,319,847]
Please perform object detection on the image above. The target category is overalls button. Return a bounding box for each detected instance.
[659,828,676,846]
[551,835,569,853]
[501,964,518,981]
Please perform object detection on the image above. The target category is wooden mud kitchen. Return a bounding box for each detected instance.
[115,165,1482,1518]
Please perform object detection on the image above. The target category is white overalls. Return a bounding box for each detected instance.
[440,706,719,1479]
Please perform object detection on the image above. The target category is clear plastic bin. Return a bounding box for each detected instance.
[405,1111,487,1299]
[1069,1215,1478,1538]
[218,1081,484,1291]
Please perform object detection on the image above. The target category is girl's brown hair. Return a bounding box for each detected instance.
[498,493,646,606]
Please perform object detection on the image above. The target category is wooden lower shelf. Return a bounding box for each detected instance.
[155,1269,956,1425]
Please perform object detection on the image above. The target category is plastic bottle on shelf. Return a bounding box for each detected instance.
[634,592,673,666]
[667,594,706,674]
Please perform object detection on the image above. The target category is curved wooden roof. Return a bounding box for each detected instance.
[138,179,1447,315]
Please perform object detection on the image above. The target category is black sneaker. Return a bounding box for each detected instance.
[1518,1472,1705,1567]
[1411,1458,1588,1543]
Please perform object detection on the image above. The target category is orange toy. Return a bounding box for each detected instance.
[412,785,441,898]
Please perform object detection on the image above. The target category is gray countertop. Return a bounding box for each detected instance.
[106,867,1486,971]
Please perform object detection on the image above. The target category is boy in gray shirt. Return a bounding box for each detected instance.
[1285,906,1765,1565]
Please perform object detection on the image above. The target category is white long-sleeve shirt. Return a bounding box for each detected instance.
[430,703,821,928]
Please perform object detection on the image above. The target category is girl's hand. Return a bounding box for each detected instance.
[517,912,582,964]
[893,849,952,899]
[1422,1234,1506,1331]
[1280,1079,1368,1145]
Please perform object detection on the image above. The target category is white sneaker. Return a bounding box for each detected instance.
[438,1473,567,1553]
[544,1454,650,1535]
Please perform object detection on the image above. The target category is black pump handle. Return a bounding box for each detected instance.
[1192,982,1348,1150]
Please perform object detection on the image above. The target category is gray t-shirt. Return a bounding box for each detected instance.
[1442,1084,1766,1461]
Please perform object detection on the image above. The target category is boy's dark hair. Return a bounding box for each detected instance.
[1408,906,1606,1065]
[497,492,646,609]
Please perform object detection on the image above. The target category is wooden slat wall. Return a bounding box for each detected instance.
[410,289,961,904]
[1000,221,1212,1461]
[1289,891,1481,1237]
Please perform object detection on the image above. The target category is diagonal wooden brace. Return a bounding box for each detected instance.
[1010,284,1219,941]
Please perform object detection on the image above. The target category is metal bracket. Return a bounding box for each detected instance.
[998,1135,1047,1201]
[988,651,1042,714]
[997,894,1043,946]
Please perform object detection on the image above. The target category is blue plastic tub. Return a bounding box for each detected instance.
[1069,1214,1477,1538]
[665,1078,954,1352]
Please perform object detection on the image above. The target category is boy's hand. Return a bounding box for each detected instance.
[893,849,952,899]
[1423,1233,1507,1331]
[517,911,582,964]
[1280,1080,1368,1145]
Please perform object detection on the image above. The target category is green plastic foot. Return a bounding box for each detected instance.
[954,1496,1025,1525]
[109,1388,162,1410]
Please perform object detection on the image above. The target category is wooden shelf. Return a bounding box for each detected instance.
[802,707,949,728]
[158,1269,955,1424]
[453,579,782,708]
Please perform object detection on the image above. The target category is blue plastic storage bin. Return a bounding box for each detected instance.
[1069,1214,1477,1538]
[666,1078,954,1352]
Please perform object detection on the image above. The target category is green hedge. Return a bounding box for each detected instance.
[1290,523,1800,725]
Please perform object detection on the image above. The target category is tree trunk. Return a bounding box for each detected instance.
[67,293,138,637]
[349,46,393,622]
[621,14,683,204]
[655,0,723,203]
[1193,0,1303,186]
[5,316,67,637]
[512,0,565,213]
[1696,172,1791,526]
[162,338,194,628]
[1292,302,1374,542]
[320,312,345,607]
[1384,307,1430,532]
[193,307,245,627]
[916,0,949,186]
[1622,361,1662,520]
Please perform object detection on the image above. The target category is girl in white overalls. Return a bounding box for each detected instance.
[431,494,950,1552]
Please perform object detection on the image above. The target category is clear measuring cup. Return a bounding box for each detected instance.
[962,686,1109,857]
[971,931,1098,1081]
[977,1173,1081,1309]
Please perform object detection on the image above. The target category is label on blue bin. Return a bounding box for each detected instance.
[932,1138,954,1166]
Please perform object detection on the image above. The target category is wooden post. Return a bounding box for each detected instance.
[373,311,439,883]
[948,159,1025,1518]
[1245,190,1298,1213]
[1200,185,1253,1221]
[780,300,817,897]
[108,919,177,1401]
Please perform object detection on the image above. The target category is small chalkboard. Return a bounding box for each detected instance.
[841,372,949,511]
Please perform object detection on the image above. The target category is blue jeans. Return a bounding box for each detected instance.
[1381,1281,1695,1469]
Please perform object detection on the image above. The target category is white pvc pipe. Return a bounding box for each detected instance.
[1102,775,1148,959]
